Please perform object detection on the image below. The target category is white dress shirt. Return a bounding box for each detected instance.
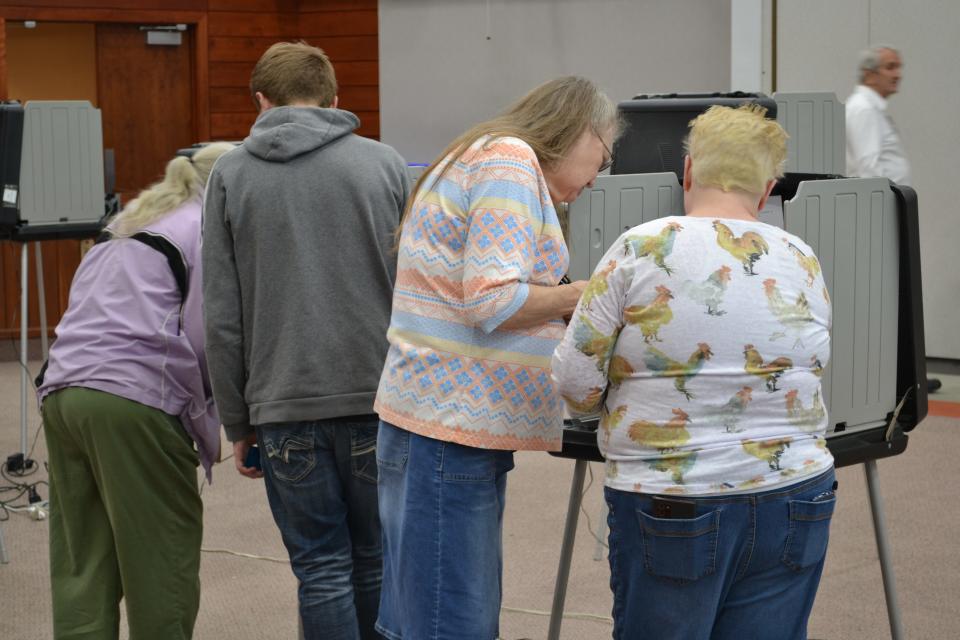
[845,84,912,185]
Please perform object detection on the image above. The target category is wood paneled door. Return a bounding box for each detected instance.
[96,23,197,204]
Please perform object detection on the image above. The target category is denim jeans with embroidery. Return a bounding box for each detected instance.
[257,417,383,640]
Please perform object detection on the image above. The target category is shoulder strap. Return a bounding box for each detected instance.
[130,231,189,302]
[37,231,189,389]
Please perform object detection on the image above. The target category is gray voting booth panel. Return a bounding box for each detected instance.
[566,172,683,282]
[566,173,898,437]
[784,178,899,436]
[773,92,845,175]
[19,101,105,227]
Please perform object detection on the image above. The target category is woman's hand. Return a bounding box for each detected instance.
[499,280,588,331]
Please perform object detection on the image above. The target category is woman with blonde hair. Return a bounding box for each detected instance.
[373,76,620,639]
[38,142,235,640]
[553,104,835,639]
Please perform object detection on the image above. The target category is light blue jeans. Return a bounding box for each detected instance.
[257,417,383,640]
[605,468,837,640]
[375,420,515,640]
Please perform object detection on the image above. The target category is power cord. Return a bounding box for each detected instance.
[500,605,613,625]
[1,459,49,522]
[200,547,288,564]
[5,338,46,474]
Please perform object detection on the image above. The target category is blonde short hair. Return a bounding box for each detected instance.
[684,104,787,195]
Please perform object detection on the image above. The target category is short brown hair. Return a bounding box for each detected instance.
[250,41,337,107]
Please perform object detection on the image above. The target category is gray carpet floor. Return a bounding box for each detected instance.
[1,358,958,639]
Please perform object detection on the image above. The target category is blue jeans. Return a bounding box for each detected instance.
[375,420,515,640]
[606,469,837,640]
[257,417,383,640]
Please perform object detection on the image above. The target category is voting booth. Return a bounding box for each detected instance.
[0,102,114,537]
[546,93,924,640]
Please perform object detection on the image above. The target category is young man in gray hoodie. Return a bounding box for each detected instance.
[202,42,409,640]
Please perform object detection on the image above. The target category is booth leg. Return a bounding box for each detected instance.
[19,242,29,457]
[35,242,49,360]
[864,459,905,640]
[0,519,8,564]
[547,459,588,640]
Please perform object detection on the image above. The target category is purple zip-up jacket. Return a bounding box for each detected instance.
[38,198,220,479]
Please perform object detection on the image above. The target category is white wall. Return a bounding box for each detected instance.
[379,0,958,359]
[777,0,960,359]
[379,0,731,163]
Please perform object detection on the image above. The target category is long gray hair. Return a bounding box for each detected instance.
[400,76,622,231]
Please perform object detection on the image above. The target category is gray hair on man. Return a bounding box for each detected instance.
[857,44,900,82]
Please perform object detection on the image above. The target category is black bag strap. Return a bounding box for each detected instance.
[95,230,188,302]
[37,231,189,389]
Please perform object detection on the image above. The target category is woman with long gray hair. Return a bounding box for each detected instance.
[373,76,621,639]
[38,142,235,639]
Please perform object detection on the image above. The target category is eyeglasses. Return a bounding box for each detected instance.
[595,131,613,173]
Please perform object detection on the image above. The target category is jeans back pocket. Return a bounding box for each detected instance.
[782,496,836,572]
[262,432,316,484]
[376,420,410,472]
[638,509,720,584]
[350,425,378,484]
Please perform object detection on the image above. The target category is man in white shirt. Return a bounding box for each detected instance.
[846,46,942,393]
[845,45,911,185]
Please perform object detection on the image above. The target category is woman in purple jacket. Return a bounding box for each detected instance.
[37,142,234,640]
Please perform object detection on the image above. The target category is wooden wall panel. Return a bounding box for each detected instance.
[208,0,296,11]
[300,4,379,140]
[208,12,299,37]
[0,17,6,100]
[0,1,203,10]
[0,0,381,336]
[299,9,377,36]
[209,61,257,88]
[0,241,66,340]
[298,0,376,11]
[210,35,287,62]
[332,60,378,86]
[204,1,297,145]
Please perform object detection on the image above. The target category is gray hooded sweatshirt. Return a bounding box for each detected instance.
[202,106,409,442]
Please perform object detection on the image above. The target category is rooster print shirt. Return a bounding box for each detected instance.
[552,216,833,495]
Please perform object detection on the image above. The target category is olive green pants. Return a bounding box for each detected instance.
[42,387,202,640]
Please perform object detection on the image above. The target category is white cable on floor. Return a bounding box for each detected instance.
[198,547,614,625]
[200,547,289,564]
[501,605,613,624]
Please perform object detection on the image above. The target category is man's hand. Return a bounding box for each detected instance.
[233,433,263,479]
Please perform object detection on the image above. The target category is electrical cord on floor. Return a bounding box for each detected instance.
[200,547,288,564]
[500,605,613,625]
[1,460,49,522]
[5,338,47,471]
